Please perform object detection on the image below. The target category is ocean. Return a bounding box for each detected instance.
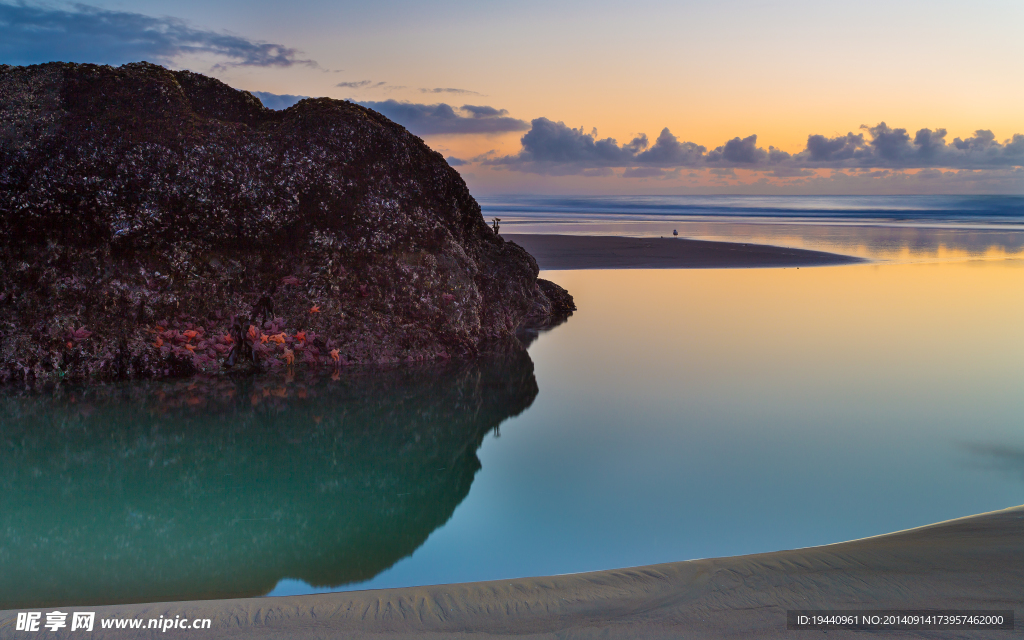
[481,194,1024,261]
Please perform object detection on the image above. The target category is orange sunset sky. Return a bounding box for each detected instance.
[3,0,1022,194]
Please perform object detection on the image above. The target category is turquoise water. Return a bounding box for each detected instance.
[0,351,536,608]
[2,196,1023,608]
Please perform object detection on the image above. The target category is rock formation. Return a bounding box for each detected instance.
[0,62,573,382]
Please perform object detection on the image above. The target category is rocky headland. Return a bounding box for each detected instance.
[0,62,573,383]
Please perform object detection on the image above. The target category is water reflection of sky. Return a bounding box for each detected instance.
[274,249,1024,597]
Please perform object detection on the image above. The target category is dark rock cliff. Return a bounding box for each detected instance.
[0,62,573,382]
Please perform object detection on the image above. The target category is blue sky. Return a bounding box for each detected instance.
[2,0,1022,194]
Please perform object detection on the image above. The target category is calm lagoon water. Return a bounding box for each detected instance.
[2,196,1023,608]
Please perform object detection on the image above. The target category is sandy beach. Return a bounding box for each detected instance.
[2,505,1019,639]
[503,233,863,270]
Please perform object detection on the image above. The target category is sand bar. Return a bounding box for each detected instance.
[504,233,862,269]
[2,505,1020,639]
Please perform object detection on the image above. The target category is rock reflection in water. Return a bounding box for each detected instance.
[0,346,537,609]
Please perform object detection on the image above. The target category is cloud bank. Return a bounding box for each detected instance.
[486,119,1024,174]
[250,92,527,136]
[331,82,480,95]
[337,80,388,89]
[356,100,529,136]
[0,1,316,68]
[420,87,480,95]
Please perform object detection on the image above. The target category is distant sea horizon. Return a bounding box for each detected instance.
[479,194,1024,228]
[480,194,1024,261]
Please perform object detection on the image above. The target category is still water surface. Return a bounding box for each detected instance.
[1,351,534,608]
[285,257,1021,596]
[2,217,1022,608]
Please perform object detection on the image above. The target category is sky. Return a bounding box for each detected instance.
[1,0,1022,195]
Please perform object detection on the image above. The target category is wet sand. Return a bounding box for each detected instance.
[2,505,1019,639]
[504,233,862,269]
